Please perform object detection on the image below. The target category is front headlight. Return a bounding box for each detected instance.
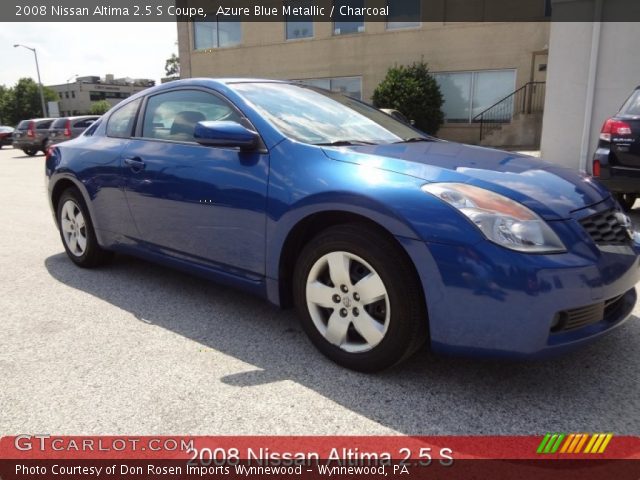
[422,183,566,253]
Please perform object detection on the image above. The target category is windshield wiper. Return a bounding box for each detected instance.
[393,137,433,144]
[314,140,377,146]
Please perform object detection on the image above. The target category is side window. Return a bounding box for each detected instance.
[37,121,53,130]
[141,89,242,142]
[74,119,96,128]
[106,99,141,138]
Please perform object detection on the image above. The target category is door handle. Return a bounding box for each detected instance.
[124,156,145,171]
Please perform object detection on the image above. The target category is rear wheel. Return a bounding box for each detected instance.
[57,188,112,267]
[24,148,37,156]
[293,224,428,372]
[616,193,637,211]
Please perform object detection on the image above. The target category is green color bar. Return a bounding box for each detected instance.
[550,434,565,453]
[543,434,558,453]
[537,433,552,454]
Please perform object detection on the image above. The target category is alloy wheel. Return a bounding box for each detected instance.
[305,251,390,353]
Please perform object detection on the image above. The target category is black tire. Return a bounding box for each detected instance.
[293,224,428,372]
[24,148,38,156]
[56,188,113,268]
[615,193,637,212]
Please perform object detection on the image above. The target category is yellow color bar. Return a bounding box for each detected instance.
[598,434,613,454]
[590,434,606,453]
[584,434,599,453]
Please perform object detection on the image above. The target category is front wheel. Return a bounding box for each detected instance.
[293,224,428,372]
[616,193,637,212]
[57,188,112,267]
[24,148,38,156]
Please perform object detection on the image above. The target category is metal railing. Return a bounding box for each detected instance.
[472,82,546,142]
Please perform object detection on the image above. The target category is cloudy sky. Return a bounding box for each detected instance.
[0,22,178,87]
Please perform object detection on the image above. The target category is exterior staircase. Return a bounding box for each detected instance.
[473,82,546,150]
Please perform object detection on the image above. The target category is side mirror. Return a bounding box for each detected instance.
[194,121,259,151]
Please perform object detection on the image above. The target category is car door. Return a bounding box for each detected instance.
[121,88,269,277]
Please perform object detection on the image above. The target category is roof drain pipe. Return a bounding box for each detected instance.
[579,0,603,172]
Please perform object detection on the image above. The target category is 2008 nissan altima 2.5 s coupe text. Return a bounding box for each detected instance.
[45,79,640,371]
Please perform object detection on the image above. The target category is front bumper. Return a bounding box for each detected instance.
[399,219,640,358]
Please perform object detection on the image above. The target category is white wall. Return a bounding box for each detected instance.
[541,17,640,169]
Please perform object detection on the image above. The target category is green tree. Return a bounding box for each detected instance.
[0,78,58,125]
[372,61,444,135]
[88,100,112,115]
[165,53,180,77]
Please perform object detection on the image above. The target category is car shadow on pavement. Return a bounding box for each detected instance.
[45,252,640,434]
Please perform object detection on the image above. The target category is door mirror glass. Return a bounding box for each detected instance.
[194,121,259,150]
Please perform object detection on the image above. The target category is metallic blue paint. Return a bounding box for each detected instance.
[46,78,640,358]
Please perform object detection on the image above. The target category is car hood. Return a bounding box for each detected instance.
[321,141,610,220]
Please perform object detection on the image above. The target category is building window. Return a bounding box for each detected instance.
[386,0,420,29]
[296,76,363,100]
[71,91,75,99]
[285,1,314,39]
[64,92,69,99]
[433,70,516,123]
[333,0,365,35]
[194,16,241,49]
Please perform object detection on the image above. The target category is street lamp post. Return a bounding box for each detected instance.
[14,44,47,117]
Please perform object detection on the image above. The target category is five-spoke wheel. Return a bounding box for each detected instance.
[294,224,428,372]
[56,188,112,267]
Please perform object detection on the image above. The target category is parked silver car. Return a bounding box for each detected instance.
[47,116,100,147]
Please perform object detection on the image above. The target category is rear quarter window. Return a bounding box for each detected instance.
[52,118,68,128]
[620,90,640,116]
[107,99,141,138]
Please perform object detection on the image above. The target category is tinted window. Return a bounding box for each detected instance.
[52,118,68,128]
[620,90,640,116]
[233,82,421,145]
[106,99,141,138]
[142,89,241,142]
[37,121,53,129]
[74,118,97,128]
[17,120,31,130]
[194,16,241,49]
[285,0,314,39]
[333,0,364,35]
[84,119,102,136]
[387,0,420,29]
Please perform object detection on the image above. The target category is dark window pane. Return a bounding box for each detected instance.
[387,0,420,29]
[334,0,364,35]
[285,1,314,39]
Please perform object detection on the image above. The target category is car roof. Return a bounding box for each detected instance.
[55,115,100,121]
[136,78,286,96]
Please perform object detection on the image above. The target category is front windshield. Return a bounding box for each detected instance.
[232,82,427,145]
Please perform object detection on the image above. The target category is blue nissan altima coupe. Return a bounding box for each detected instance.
[45,79,640,371]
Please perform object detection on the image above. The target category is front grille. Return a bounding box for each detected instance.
[579,209,631,245]
[551,294,626,333]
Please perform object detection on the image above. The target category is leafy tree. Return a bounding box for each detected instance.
[372,61,444,135]
[88,100,112,115]
[165,53,180,77]
[0,78,57,125]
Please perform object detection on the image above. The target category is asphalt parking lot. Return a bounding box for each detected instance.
[1,146,639,436]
